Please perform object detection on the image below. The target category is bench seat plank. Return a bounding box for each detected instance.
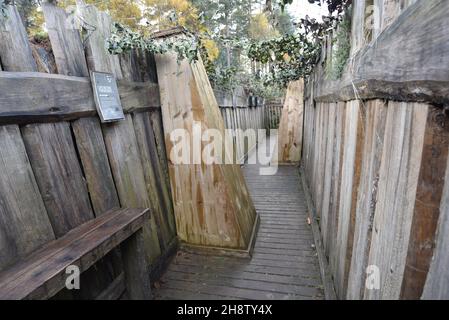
[0,208,150,300]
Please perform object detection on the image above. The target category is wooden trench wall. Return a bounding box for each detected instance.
[0,3,175,299]
[0,3,272,299]
[302,0,449,299]
[216,90,280,163]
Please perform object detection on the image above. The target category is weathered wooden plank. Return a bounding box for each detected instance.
[21,122,95,237]
[102,115,162,264]
[334,100,365,299]
[320,103,336,253]
[120,229,152,300]
[422,142,449,299]
[0,5,37,71]
[76,0,123,79]
[0,125,55,271]
[314,0,449,105]
[364,102,428,300]
[346,100,388,300]
[0,208,150,300]
[133,112,176,250]
[0,72,161,124]
[277,80,304,164]
[42,3,89,77]
[400,105,449,299]
[72,118,120,215]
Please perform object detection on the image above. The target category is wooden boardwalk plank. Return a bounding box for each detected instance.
[154,138,324,299]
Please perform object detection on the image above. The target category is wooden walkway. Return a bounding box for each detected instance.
[154,140,324,300]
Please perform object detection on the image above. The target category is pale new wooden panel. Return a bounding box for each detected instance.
[400,105,449,299]
[155,51,256,250]
[364,102,428,300]
[347,100,388,300]
[422,144,449,299]
[277,79,304,164]
[334,100,365,298]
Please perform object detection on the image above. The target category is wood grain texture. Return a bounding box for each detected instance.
[364,102,428,300]
[133,112,176,251]
[102,115,162,264]
[0,72,161,124]
[21,122,95,237]
[155,52,256,250]
[347,100,388,300]
[422,143,449,299]
[313,0,449,105]
[334,100,365,299]
[400,106,449,299]
[0,208,150,300]
[72,117,120,215]
[42,3,89,77]
[76,0,123,79]
[0,125,55,271]
[155,162,325,300]
[277,79,304,164]
[0,5,37,71]
[120,229,152,300]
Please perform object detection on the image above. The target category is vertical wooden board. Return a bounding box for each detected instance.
[76,1,123,79]
[350,0,366,55]
[0,125,55,270]
[334,100,364,298]
[21,122,94,237]
[328,102,346,270]
[400,105,449,299]
[364,102,428,300]
[422,142,449,299]
[42,3,89,77]
[72,117,120,215]
[320,104,336,254]
[0,5,37,71]
[102,115,162,264]
[278,80,304,164]
[133,111,177,250]
[347,100,388,300]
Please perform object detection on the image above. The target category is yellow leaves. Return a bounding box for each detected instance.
[249,13,279,41]
[201,38,219,62]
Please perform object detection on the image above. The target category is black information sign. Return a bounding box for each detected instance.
[91,71,125,123]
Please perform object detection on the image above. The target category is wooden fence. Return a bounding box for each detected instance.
[0,3,175,299]
[216,90,270,162]
[302,0,449,300]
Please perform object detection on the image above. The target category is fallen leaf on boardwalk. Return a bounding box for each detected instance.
[153,282,161,289]
[307,217,311,225]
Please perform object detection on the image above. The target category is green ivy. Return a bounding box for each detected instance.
[0,0,10,19]
[107,23,200,64]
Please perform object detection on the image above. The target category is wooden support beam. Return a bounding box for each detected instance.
[0,72,161,124]
[313,0,449,105]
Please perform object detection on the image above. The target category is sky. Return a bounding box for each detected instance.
[288,0,329,22]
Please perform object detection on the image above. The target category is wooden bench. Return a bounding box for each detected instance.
[0,208,152,300]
